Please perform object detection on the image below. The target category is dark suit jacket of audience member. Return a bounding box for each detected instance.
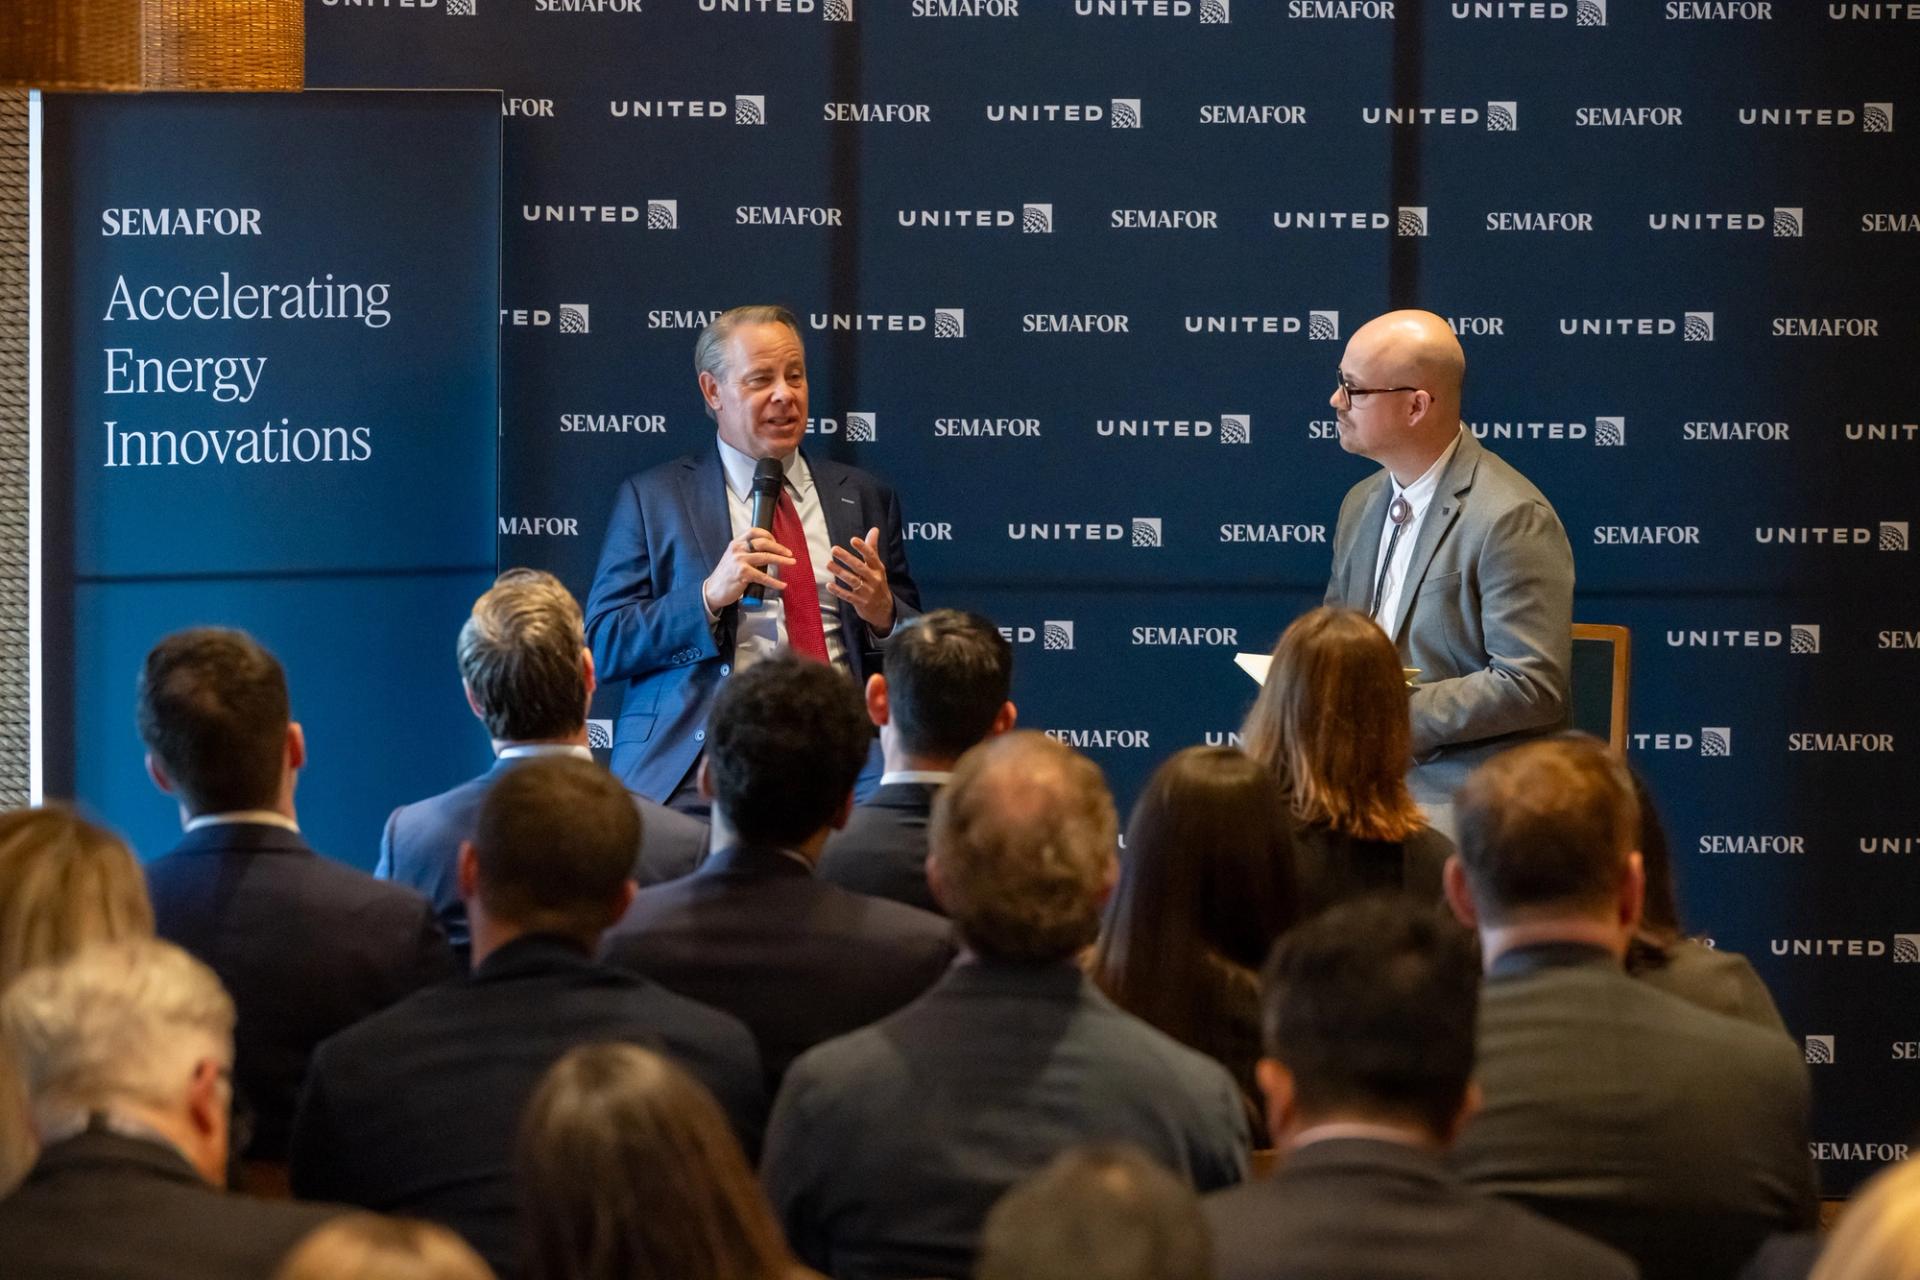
[762,960,1252,1280]
[599,843,956,1087]
[0,1128,338,1280]
[288,934,765,1279]
[816,780,942,914]
[375,755,710,963]
[1737,1233,1824,1280]
[1632,938,1788,1035]
[1292,821,1452,920]
[1452,943,1818,1280]
[1205,1137,1638,1280]
[147,822,456,1159]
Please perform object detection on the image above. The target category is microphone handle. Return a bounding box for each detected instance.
[740,488,782,610]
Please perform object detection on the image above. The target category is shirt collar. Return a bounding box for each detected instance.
[879,770,953,788]
[1290,1121,1434,1153]
[1390,427,1464,508]
[183,810,299,834]
[496,743,594,761]
[716,435,812,502]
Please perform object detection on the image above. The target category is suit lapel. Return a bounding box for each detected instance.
[1386,433,1480,644]
[1344,477,1393,608]
[681,447,732,571]
[810,454,867,655]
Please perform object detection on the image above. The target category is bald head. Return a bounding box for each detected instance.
[1333,310,1467,481]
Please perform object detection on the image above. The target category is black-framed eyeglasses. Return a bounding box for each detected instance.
[1335,369,1420,411]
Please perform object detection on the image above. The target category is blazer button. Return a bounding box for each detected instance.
[695,730,706,742]
[720,664,732,676]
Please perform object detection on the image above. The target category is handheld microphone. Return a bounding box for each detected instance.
[740,456,785,611]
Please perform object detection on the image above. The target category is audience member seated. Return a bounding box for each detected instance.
[1790,1154,1920,1280]
[518,1043,819,1280]
[762,731,1251,1280]
[1242,607,1452,917]
[600,654,954,1085]
[0,940,338,1277]
[819,608,1017,913]
[289,756,764,1278]
[138,628,455,1159]
[377,569,708,965]
[977,1145,1215,1280]
[1204,896,1635,1280]
[275,1215,498,1280]
[1624,769,1786,1033]
[0,804,154,1196]
[1089,746,1298,1105]
[1445,737,1817,1280]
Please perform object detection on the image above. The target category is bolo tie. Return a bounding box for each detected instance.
[1368,494,1415,621]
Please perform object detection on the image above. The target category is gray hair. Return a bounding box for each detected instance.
[2,939,233,1130]
[457,568,588,742]
[692,305,805,421]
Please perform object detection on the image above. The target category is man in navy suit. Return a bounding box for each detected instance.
[376,568,708,964]
[818,608,1017,914]
[138,628,456,1160]
[584,304,921,810]
[291,756,765,1278]
[599,654,954,1089]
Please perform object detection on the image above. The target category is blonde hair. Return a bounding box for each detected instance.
[457,568,589,742]
[275,1216,497,1280]
[1812,1156,1920,1280]
[0,806,153,1193]
[1240,607,1423,842]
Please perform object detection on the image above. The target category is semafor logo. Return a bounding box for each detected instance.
[558,304,590,334]
[844,412,877,442]
[1112,99,1143,128]
[1775,207,1804,237]
[1044,620,1075,650]
[1398,206,1429,236]
[736,95,766,125]
[1807,1036,1836,1065]
[587,719,613,749]
[1133,517,1164,547]
[1220,414,1252,444]
[1595,416,1626,446]
[1024,203,1054,233]
[647,200,678,230]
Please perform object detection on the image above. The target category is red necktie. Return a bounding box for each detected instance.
[772,489,830,664]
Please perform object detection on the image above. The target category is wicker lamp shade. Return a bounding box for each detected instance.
[0,0,303,91]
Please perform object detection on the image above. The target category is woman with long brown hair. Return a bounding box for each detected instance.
[518,1043,816,1280]
[1241,606,1452,918]
[1089,746,1297,1103]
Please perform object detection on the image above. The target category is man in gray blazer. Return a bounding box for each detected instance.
[1324,310,1574,813]
[1444,737,1817,1280]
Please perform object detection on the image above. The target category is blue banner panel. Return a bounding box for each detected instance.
[41,91,502,868]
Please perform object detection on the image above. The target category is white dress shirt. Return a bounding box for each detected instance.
[496,743,594,762]
[1370,428,1463,632]
[183,809,300,834]
[715,436,848,674]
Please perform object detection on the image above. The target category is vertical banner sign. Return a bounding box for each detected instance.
[302,5,1920,1189]
[40,92,501,870]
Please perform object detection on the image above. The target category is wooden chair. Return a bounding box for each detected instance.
[1570,623,1631,751]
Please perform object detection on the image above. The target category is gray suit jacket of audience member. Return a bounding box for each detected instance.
[0,1129,338,1280]
[1633,938,1788,1035]
[376,755,709,963]
[599,843,956,1088]
[1453,943,1818,1280]
[816,780,942,914]
[762,960,1252,1280]
[1206,1137,1638,1280]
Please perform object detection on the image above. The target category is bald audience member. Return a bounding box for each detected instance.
[977,1145,1215,1280]
[0,940,337,1279]
[1447,737,1816,1280]
[762,732,1250,1280]
[1323,310,1573,826]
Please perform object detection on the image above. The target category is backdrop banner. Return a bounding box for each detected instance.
[305,2,1920,1190]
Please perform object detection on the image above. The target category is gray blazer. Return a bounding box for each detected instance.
[1326,431,1574,801]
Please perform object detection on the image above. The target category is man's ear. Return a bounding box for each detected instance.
[1406,388,1435,429]
[146,752,175,796]
[1620,851,1646,932]
[698,369,723,415]
[830,789,855,832]
[992,700,1018,735]
[286,722,307,774]
[457,841,480,903]
[926,852,950,914]
[1443,1080,1484,1147]
[865,673,890,729]
[183,1055,230,1187]
[1442,855,1478,928]
[605,878,637,929]
[463,679,486,722]
[697,756,715,801]
[1255,1058,1296,1149]
[581,648,598,703]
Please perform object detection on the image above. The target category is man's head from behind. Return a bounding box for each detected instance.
[2,938,235,1185]
[929,732,1118,963]
[460,756,639,951]
[975,1145,1212,1280]
[458,568,592,743]
[136,628,294,817]
[1259,896,1481,1147]
[872,609,1016,764]
[703,654,871,849]
[1446,735,1644,947]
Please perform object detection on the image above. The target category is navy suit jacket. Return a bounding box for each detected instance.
[763,961,1252,1280]
[146,823,456,1159]
[375,755,710,961]
[817,781,942,914]
[598,843,955,1087]
[0,1129,339,1280]
[583,445,920,800]
[289,935,765,1279]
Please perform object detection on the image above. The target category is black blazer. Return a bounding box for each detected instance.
[599,843,956,1086]
[1206,1137,1638,1280]
[1292,821,1452,920]
[817,781,942,913]
[146,822,456,1158]
[288,934,766,1279]
[375,755,710,962]
[0,1129,337,1280]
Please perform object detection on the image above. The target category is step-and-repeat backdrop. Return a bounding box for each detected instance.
[307,2,1919,1190]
